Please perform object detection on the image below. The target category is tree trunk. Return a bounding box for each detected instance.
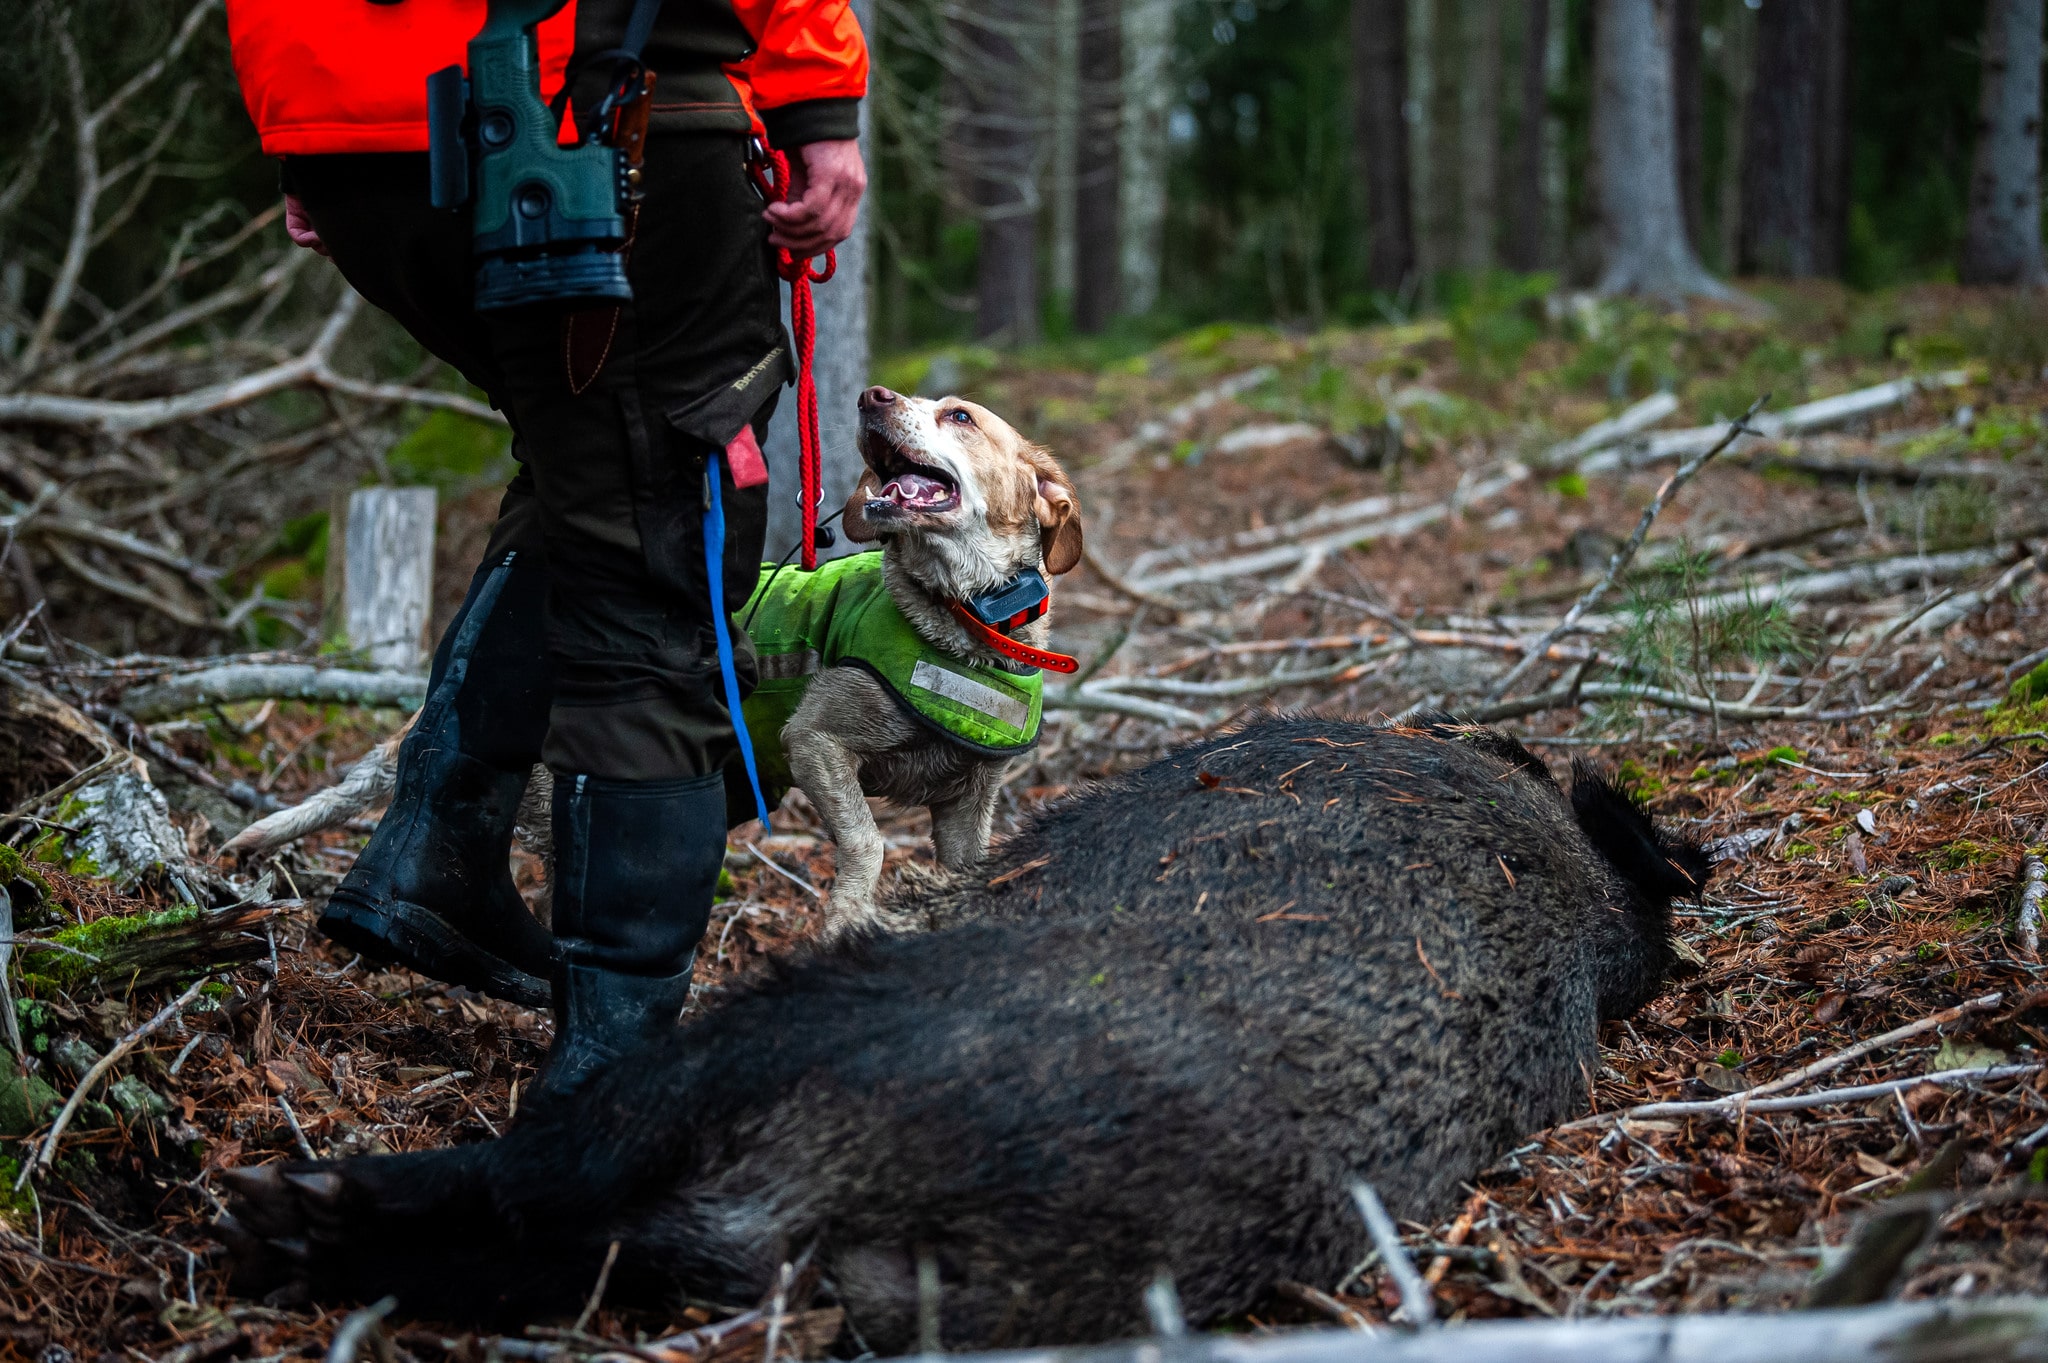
[960,0,1045,342]
[1713,0,1754,274]
[1050,0,1079,305]
[1074,0,1123,331]
[1119,0,1173,316]
[1505,0,1550,271]
[1406,0,1439,293]
[1812,0,1850,276]
[1670,0,1701,252]
[1593,0,1732,299]
[1424,0,1463,282]
[1353,0,1417,292]
[1456,0,1501,272]
[1738,0,1846,277]
[766,0,874,562]
[1960,0,2047,285]
[342,487,436,673]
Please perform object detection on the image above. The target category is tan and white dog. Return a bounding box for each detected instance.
[224,387,1081,941]
[777,384,1082,933]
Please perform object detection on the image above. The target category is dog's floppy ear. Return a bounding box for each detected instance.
[841,470,883,543]
[1021,444,1084,576]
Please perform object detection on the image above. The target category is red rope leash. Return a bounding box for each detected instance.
[947,602,1080,674]
[755,147,836,571]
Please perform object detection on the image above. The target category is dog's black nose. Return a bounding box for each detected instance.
[860,386,898,409]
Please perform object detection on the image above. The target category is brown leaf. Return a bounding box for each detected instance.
[1814,990,1848,1023]
[1696,1063,1751,1094]
[1854,1150,1899,1179]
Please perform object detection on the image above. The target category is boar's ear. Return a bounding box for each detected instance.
[1570,760,1711,902]
[841,470,883,543]
[1022,444,1084,576]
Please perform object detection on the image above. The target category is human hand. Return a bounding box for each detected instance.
[283,195,329,257]
[763,139,866,258]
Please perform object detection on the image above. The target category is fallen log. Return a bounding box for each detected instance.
[957,1297,2048,1363]
[119,663,427,722]
[14,900,289,998]
[1540,391,1679,468]
[1578,370,1975,474]
[1129,465,1529,593]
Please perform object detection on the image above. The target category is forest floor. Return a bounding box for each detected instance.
[3,280,2047,1361]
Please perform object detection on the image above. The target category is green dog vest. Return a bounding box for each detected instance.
[740,552,1045,801]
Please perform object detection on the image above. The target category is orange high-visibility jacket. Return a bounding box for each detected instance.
[227,0,867,158]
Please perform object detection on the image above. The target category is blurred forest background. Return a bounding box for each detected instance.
[0,0,2041,655]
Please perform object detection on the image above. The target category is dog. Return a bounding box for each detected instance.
[224,386,1081,943]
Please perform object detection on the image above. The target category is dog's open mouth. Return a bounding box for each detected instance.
[863,433,961,515]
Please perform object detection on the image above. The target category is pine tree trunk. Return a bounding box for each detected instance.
[1353,0,1417,292]
[1505,0,1550,271]
[1593,0,1732,299]
[1739,0,1844,277]
[960,0,1045,342]
[765,0,874,562]
[1074,0,1123,331]
[1406,0,1439,292]
[1424,0,1463,282]
[1713,0,1754,274]
[1811,0,1850,276]
[1960,0,2047,285]
[1670,0,1702,252]
[1119,0,1174,316]
[1051,0,1080,304]
[1457,0,1501,271]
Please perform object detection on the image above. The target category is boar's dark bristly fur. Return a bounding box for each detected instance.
[220,716,1705,1351]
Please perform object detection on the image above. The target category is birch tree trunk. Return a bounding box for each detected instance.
[1353,0,1417,293]
[1960,0,2047,285]
[1119,0,1174,317]
[765,0,874,563]
[1456,0,1501,272]
[1505,0,1550,271]
[1074,0,1123,332]
[1592,0,1732,299]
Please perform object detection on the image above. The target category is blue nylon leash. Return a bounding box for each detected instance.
[703,452,773,827]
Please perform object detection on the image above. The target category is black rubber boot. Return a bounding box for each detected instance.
[530,771,725,1095]
[320,549,557,1008]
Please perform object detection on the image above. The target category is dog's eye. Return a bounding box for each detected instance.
[946,409,975,426]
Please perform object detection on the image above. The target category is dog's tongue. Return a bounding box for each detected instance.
[882,472,951,507]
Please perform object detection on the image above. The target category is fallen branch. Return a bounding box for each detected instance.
[1576,370,1974,474]
[2020,851,2045,959]
[1130,465,1530,594]
[17,974,214,1188]
[0,292,504,436]
[1096,366,1277,470]
[1746,993,2004,1098]
[1350,1182,1432,1325]
[120,664,428,722]
[1469,659,1945,725]
[1045,684,1206,728]
[1560,1062,2042,1131]
[962,1297,2048,1363]
[1540,391,1679,468]
[1488,398,1767,702]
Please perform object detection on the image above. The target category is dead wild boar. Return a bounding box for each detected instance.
[221,715,1706,1350]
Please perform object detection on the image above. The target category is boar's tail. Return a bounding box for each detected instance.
[1568,760,1711,903]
